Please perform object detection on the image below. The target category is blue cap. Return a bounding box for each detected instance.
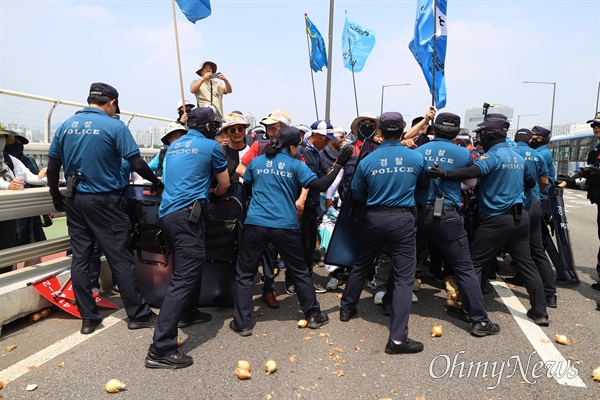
[531,125,551,139]
[379,112,404,132]
[276,126,303,148]
[187,105,224,128]
[473,116,510,133]
[310,120,338,142]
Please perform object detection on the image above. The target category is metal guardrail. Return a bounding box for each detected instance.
[0,187,70,267]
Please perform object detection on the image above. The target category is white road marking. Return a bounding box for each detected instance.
[0,309,127,385]
[490,279,587,388]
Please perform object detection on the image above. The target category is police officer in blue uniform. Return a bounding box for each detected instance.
[145,107,230,369]
[230,126,352,336]
[339,112,427,355]
[415,113,500,336]
[513,129,557,308]
[47,83,162,335]
[428,116,550,326]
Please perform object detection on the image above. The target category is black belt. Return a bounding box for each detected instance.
[417,204,459,212]
[369,206,413,213]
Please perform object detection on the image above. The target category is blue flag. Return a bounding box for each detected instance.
[408,0,447,109]
[341,17,376,73]
[305,14,328,72]
[175,0,211,23]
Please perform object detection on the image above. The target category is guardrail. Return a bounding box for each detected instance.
[0,187,70,267]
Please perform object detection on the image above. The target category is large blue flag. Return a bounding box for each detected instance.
[341,17,376,73]
[175,0,211,23]
[305,14,328,72]
[408,0,447,109]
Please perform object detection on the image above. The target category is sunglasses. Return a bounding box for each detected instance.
[592,122,600,128]
[227,126,246,134]
[359,121,376,128]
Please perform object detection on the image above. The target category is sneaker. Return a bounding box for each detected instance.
[128,311,158,330]
[285,284,296,295]
[314,283,327,294]
[327,277,340,290]
[277,260,286,270]
[385,338,424,354]
[307,313,329,329]
[470,321,501,337]
[413,279,421,292]
[229,320,252,337]
[178,309,211,328]
[412,293,419,303]
[382,303,391,316]
[145,350,193,369]
[111,285,121,296]
[373,291,385,305]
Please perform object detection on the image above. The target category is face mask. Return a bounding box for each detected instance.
[0,137,6,152]
[479,132,505,152]
[529,139,542,149]
[5,142,24,156]
[357,126,375,141]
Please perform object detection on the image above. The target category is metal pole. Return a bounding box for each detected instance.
[324,0,335,123]
[305,15,319,121]
[380,86,385,116]
[596,81,600,115]
[550,82,556,134]
[516,114,537,131]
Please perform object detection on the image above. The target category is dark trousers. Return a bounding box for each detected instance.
[89,240,103,289]
[233,225,321,330]
[152,208,205,356]
[301,206,319,273]
[340,209,416,342]
[470,209,547,316]
[597,204,600,279]
[416,209,489,323]
[261,244,277,295]
[66,193,150,321]
[526,198,556,297]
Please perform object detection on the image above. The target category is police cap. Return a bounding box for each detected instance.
[531,125,551,139]
[89,82,120,114]
[379,112,404,132]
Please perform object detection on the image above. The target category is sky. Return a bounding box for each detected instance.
[1,0,599,136]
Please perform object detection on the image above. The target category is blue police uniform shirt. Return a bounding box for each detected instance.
[244,150,316,230]
[48,107,139,193]
[475,142,532,218]
[515,142,549,207]
[351,141,427,207]
[158,129,227,218]
[120,159,133,188]
[535,144,556,201]
[415,138,473,208]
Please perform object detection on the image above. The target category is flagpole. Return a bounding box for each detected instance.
[171,0,187,127]
[324,0,335,123]
[346,11,359,117]
[431,0,437,108]
[305,15,319,121]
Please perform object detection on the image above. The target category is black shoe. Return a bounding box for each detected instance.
[339,309,357,322]
[80,319,101,334]
[546,295,558,309]
[591,282,600,291]
[145,350,193,369]
[128,311,158,330]
[178,309,211,328]
[480,280,490,294]
[385,338,424,355]
[307,313,329,329]
[382,303,392,316]
[526,309,550,326]
[470,321,501,337]
[229,320,252,337]
[427,270,444,283]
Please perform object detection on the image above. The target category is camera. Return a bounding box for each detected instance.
[210,73,220,80]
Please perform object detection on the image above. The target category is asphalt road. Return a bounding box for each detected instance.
[1,189,599,400]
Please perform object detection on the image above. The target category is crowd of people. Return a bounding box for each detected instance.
[2,60,600,370]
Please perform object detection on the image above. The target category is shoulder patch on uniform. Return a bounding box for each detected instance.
[478,155,489,160]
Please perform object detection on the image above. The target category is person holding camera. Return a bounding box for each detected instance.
[190,60,232,119]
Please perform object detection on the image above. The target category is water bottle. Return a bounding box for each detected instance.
[14,167,25,190]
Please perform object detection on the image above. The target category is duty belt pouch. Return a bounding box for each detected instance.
[65,176,77,198]
[513,204,522,221]
[189,199,203,224]
[433,196,444,218]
